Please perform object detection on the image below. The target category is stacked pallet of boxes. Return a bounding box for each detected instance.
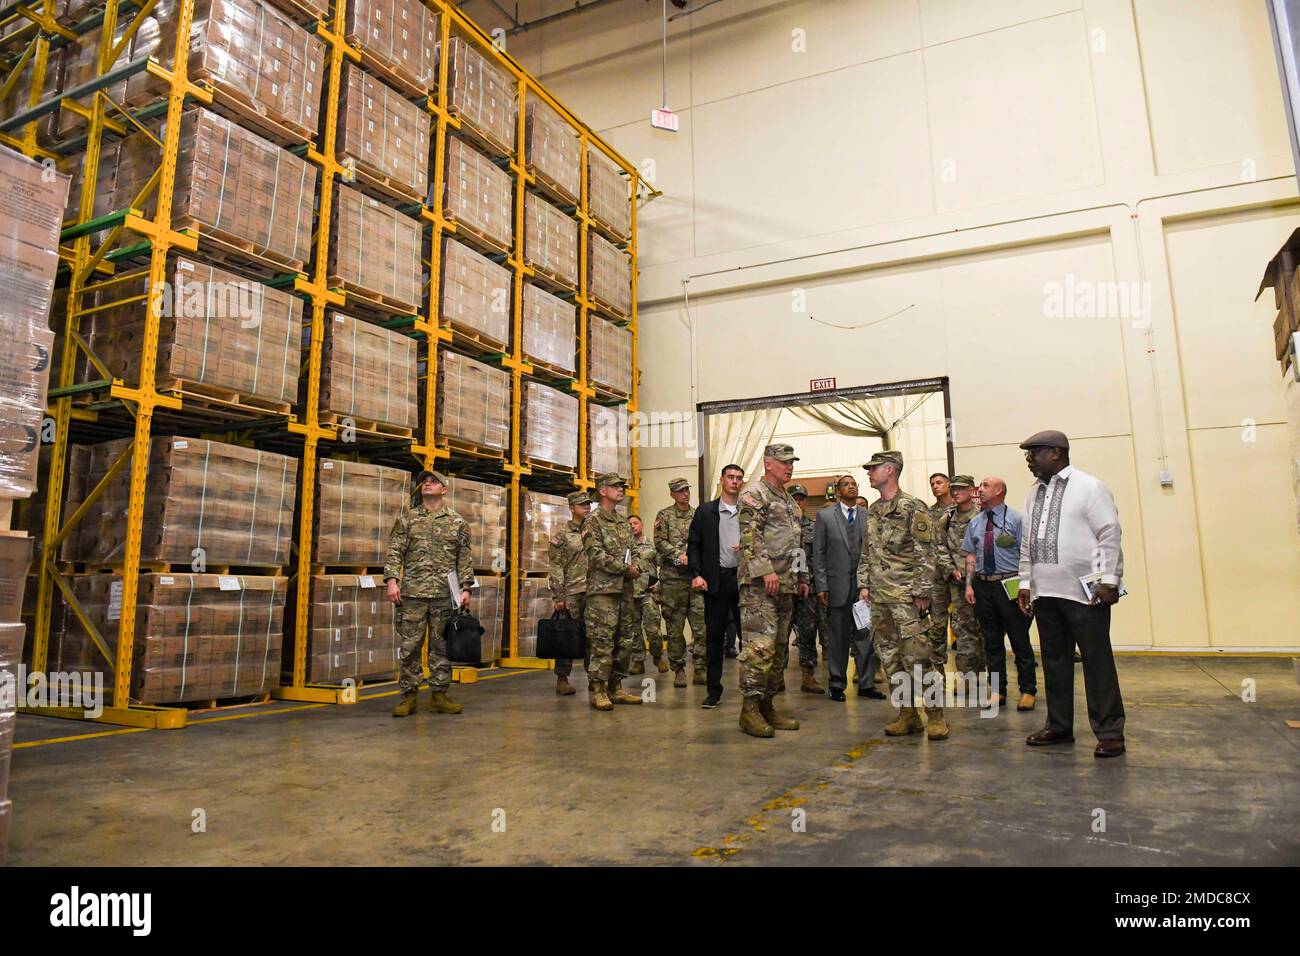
[0,146,69,864]
[517,490,568,656]
[588,403,632,479]
[437,350,510,453]
[445,476,508,662]
[523,381,579,471]
[316,313,418,435]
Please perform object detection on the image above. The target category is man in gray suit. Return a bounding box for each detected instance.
[813,475,884,701]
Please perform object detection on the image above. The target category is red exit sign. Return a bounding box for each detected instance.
[810,377,837,392]
[650,108,679,132]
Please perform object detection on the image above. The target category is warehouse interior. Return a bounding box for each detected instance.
[0,0,1298,881]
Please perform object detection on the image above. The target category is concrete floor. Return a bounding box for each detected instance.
[7,654,1300,866]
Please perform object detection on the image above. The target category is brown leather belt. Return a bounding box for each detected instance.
[975,572,1017,582]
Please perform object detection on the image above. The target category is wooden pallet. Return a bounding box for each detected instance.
[448,108,514,162]
[199,79,316,150]
[525,164,579,208]
[71,562,289,576]
[589,213,632,246]
[319,412,415,440]
[526,261,579,296]
[160,379,293,418]
[589,293,632,323]
[446,217,513,259]
[590,383,632,405]
[445,323,508,358]
[182,691,273,714]
[347,36,430,100]
[263,0,329,26]
[523,356,576,382]
[326,277,421,319]
[342,157,427,208]
[525,456,577,475]
[442,437,507,461]
[176,219,306,277]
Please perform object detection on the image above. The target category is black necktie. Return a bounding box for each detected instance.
[846,507,854,526]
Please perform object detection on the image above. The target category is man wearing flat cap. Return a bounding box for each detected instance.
[547,490,593,696]
[735,444,808,737]
[857,450,947,739]
[1017,430,1127,757]
[384,470,475,717]
[654,477,708,688]
[580,473,645,711]
[934,475,985,676]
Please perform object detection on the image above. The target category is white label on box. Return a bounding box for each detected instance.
[174,440,188,449]
[322,460,333,470]
[334,315,345,322]
[177,260,193,271]
[107,580,123,621]
[370,602,378,615]
[337,603,345,616]
[335,628,342,641]
[160,576,174,585]
[368,650,375,663]
[366,626,373,640]
[218,576,241,591]
[358,575,375,588]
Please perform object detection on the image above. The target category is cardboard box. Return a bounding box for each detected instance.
[445,476,507,571]
[443,136,513,249]
[338,64,432,199]
[436,350,510,451]
[343,0,438,93]
[443,37,517,155]
[588,403,631,480]
[519,490,568,574]
[314,459,409,566]
[525,97,579,203]
[521,282,575,374]
[523,193,578,287]
[302,574,397,683]
[440,237,512,348]
[589,231,632,318]
[0,145,70,332]
[317,313,418,429]
[590,315,632,396]
[515,576,551,657]
[0,325,53,497]
[471,574,505,662]
[588,152,631,240]
[60,437,298,567]
[0,536,34,623]
[0,621,21,804]
[522,381,578,469]
[329,184,423,310]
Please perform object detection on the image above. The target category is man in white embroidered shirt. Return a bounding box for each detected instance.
[1017,430,1127,758]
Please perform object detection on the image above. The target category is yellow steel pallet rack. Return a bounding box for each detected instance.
[0,0,648,726]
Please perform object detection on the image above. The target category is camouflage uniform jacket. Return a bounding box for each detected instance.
[738,477,808,593]
[653,504,695,580]
[799,514,815,569]
[857,490,935,603]
[384,503,476,599]
[548,519,587,600]
[935,504,978,582]
[581,506,637,595]
[632,539,658,599]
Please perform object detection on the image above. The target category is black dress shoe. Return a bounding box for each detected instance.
[1026,727,1075,746]
[723,645,738,658]
[1094,739,1125,758]
[857,687,886,699]
[701,694,721,709]
[828,689,846,702]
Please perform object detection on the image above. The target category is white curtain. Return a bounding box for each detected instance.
[705,407,783,487]
[788,393,932,447]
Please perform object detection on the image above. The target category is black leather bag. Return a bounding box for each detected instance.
[443,609,486,664]
[536,609,585,660]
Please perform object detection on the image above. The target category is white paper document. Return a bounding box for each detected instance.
[852,600,872,631]
[1078,571,1128,603]
[447,571,461,608]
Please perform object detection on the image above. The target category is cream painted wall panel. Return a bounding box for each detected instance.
[692,53,933,257]
[925,12,1104,212]
[635,301,700,480]
[688,0,921,106]
[1187,425,1300,647]
[601,115,695,267]
[1133,0,1290,176]
[1164,206,1295,430]
[919,0,1080,46]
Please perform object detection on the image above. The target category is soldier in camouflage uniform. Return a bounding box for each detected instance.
[736,444,808,738]
[385,470,476,717]
[935,475,985,674]
[929,472,953,522]
[548,490,592,696]
[628,515,667,675]
[580,473,644,711]
[654,478,707,688]
[788,485,825,694]
[857,450,948,740]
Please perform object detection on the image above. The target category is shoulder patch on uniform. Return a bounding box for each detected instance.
[740,492,762,509]
[912,511,932,543]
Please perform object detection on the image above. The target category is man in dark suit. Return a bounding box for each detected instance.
[813,474,883,701]
[687,463,745,709]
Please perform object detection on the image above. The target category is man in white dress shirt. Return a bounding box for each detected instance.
[1017,430,1127,758]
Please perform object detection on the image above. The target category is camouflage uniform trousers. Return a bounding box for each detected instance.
[659,577,706,673]
[397,597,456,696]
[927,579,951,670]
[584,592,636,684]
[555,593,585,679]
[631,594,664,664]
[947,580,986,674]
[792,594,827,667]
[738,585,794,699]
[872,601,938,698]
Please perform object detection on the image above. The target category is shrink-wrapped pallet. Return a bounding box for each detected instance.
[589,231,632,318]
[523,381,578,470]
[0,536,32,623]
[524,97,579,203]
[440,237,511,349]
[127,0,325,141]
[81,255,302,405]
[521,282,575,374]
[0,623,19,805]
[305,574,397,682]
[442,36,517,155]
[473,575,506,662]
[444,476,507,571]
[588,152,631,240]
[515,576,552,658]
[60,437,297,567]
[589,315,633,397]
[330,184,423,311]
[523,194,577,288]
[318,313,418,430]
[58,573,287,704]
[443,136,513,250]
[519,490,567,574]
[0,329,54,498]
[436,350,510,451]
[314,459,409,566]
[588,403,632,479]
[337,64,432,199]
[343,0,438,93]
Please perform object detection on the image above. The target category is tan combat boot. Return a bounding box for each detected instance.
[556,675,575,696]
[655,656,669,673]
[608,678,642,705]
[800,664,824,694]
[427,691,463,714]
[629,659,645,676]
[391,694,418,717]
[759,695,800,731]
[673,667,687,688]
[739,697,775,738]
[692,669,707,686]
[589,681,613,711]
[884,706,925,736]
[925,706,949,740]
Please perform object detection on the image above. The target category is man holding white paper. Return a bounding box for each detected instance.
[1016,431,1127,758]
[813,475,881,701]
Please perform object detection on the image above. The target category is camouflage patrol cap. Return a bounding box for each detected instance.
[763,443,799,462]
[1019,429,1069,451]
[566,490,592,507]
[949,474,975,488]
[414,469,449,487]
[788,484,809,497]
[864,450,903,470]
[668,477,690,492]
[595,472,628,489]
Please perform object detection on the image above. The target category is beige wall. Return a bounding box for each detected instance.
[476,0,1300,649]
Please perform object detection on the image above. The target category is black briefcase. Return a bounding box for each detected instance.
[536,610,585,660]
[444,609,486,664]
